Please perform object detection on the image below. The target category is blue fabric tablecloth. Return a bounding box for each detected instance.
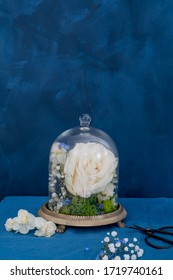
[0,196,173,260]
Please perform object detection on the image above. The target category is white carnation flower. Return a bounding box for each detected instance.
[12,209,35,234]
[35,217,56,237]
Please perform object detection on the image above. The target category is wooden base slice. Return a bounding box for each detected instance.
[38,202,127,233]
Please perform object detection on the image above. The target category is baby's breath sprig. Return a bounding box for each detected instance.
[96,231,144,260]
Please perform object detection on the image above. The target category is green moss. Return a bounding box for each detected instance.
[71,195,80,205]
[103,198,115,214]
[71,203,97,216]
[88,195,98,204]
[59,195,98,216]
[70,196,98,216]
[59,206,71,215]
[58,194,118,216]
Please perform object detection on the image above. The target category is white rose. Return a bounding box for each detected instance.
[64,143,118,198]
[12,209,35,234]
[34,217,56,237]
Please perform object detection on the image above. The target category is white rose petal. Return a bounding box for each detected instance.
[98,183,115,200]
[64,143,118,198]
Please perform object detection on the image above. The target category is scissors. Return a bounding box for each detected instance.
[127,225,173,249]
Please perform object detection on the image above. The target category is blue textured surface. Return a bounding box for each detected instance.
[0,196,173,260]
[1,1,173,198]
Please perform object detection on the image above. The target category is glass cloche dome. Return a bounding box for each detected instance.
[48,113,119,217]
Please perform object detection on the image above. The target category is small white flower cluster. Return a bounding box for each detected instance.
[48,142,69,212]
[96,231,144,260]
[4,209,57,237]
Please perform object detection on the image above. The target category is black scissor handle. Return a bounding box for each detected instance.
[127,224,173,249]
[157,226,173,236]
[145,234,173,249]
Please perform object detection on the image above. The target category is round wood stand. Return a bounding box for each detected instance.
[38,202,127,233]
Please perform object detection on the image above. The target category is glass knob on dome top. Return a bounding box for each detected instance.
[79,113,91,127]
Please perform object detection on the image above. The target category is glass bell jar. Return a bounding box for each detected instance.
[39,114,126,232]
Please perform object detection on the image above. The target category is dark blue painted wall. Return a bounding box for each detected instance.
[1,0,173,199]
